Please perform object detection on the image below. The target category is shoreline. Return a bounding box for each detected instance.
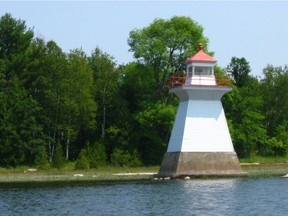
[0,163,287,185]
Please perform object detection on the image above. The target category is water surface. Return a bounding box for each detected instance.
[1,178,287,216]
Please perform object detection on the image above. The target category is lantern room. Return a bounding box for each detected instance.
[184,43,217,85]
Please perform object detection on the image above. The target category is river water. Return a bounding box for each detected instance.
[0,177,287,216]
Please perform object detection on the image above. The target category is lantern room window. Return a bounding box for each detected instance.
[194,66,212,76]
[187,66,193,78]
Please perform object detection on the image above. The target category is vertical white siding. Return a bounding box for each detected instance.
[167,100,188,152]
[167,87,234,153]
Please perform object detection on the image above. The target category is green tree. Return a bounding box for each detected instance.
[63,49,97,160]
[0,78,44,166]
[120,62,157,112]
[274,122,288,155]
[128,16,209,102]
[27,41,96,161]
[29,40,68,162]
[133,102,176,164]
[89,48,133,162]
[223,85,267,158]
[259,65,288,156]
[89,47,119,139]
[223,58,267,158]
[0,13,34,80]
[0,13,45,167]
[227,57,251,87]
[261,65,288,136]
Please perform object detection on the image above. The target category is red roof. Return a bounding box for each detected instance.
[185,44,217,64]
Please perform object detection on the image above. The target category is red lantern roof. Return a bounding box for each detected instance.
[185,44,217,64]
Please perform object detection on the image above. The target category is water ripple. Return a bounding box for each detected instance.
[0,178,287,216]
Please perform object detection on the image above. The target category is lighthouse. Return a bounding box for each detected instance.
[156,44,246,178]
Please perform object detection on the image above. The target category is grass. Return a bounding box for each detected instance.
[0,165,160,184]
[241,164,288,177]
[240,155,288,163]
[239,155,288,177]
[1,157,288,184]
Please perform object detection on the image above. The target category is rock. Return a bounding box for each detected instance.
[184,176,191,180]
[73,174,84,177]
[281,174,288,178]
[240,163,259,166]
[25,168,37,173]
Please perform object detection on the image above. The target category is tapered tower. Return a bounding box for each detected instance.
[156,44,246,178]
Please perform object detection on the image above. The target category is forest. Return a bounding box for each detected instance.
[0,13,288,169]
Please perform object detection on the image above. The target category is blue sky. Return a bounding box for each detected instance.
[1,0,288,77]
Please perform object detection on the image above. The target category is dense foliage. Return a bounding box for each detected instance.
[0,14,287,168]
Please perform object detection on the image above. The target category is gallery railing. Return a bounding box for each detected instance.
[169,75,232,88]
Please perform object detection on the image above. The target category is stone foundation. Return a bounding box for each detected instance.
[156,152,247,178]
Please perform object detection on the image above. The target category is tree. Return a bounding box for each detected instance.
[261,65,288,136]
[120,62,157,112]
[133,102,176,164]
[128,16,209,102]
[227,57,251,87]
[89,48,134,162]
[223,84,267,157]
[89,47,119,139]
[0,77,44,166]
[274,122,288,155]
[29,40,68,162]
[223,59,267,158]
[64,49,96,160]
[0,13,34,74]
[0,13,45,167]
[26,40,97,161]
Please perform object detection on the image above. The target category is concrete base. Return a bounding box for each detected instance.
[156,152,247,178]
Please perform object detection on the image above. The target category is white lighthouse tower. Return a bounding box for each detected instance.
[156,44,246,178]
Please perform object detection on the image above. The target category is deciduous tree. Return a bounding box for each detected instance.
[128,16,209,102]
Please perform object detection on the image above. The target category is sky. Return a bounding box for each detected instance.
[1,0,288,77]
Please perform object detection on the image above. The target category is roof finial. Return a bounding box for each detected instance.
[198,43,203,51]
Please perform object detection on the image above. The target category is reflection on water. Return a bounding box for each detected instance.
[0,178,288,216]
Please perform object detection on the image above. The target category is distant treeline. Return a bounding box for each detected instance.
[0,14,287,168]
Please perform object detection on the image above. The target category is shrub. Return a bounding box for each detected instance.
[52,143,66,169]
[258,137,286,157]
[75,149,89,170]
[86,141,106,168]
[111,148,142,167]
[34,144,50,169]
[75,141,107,169]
